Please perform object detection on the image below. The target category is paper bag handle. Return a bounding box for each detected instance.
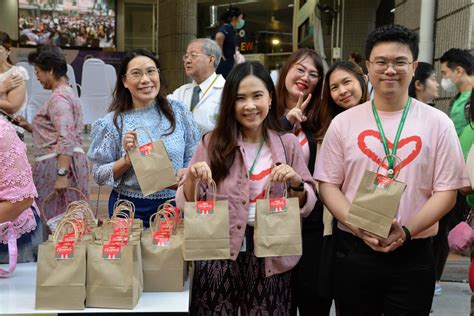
[264,181,288,199]
[112,199,136,219]
[193,180,218,202]
[133,126,154,146]
[53,219,80,245]
[41,187,88,223]
[149,209,174,235]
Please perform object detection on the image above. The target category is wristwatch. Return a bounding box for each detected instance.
[290,179,305,192]
[57,168,69,176]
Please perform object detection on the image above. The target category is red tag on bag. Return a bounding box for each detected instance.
[71,219,85,239]
[269,198,287,214]
[164,205,181,224]
[62,232,76,243]
[102,243,122,260]
[374,174,393,190]
[55,241,75,260]
[109,232,129,245]
[113,219,129,234]
[196,201,214,215]
[139,142,153,156]
[152,230,171,247]
[158,221,170,234]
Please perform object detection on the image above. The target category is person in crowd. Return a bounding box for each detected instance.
[176,61,316,314]
[0,120,43,263]
[408,61,439,106]
[16,48,89,223]
[0,31,28,117]
[234,45,246,65]
[439,49,474,296]
[88,49,200,227]
[315,24,469,315]
[168,38,225,133]
[348,51,364,74]
[274,48,329,315]
[308,60,369,315]
[409,61,451,297]
[213,6,244,78]
[440,48,474,136]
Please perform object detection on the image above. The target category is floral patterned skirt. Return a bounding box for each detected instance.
[33,152,89,221]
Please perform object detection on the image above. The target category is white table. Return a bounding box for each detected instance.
[0,262,190,314]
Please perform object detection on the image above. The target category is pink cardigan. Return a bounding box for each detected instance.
[176,129,317,277]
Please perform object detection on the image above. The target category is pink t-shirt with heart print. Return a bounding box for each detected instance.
[314,98,470,238]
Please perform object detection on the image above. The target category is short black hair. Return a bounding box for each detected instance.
[33,50,67,79]
[219,6,242,23]
[365,24,419,61]
[28,44,63,64]
[439,48,474,76]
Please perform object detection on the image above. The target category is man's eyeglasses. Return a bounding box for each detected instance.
[125,67,160,81]
[368,59,414,74]
[182,52,208,61]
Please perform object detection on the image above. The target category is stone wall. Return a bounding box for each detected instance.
[158,0,197,92]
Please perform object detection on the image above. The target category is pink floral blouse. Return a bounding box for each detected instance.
[0,120,38,244]
[32,84,83,157]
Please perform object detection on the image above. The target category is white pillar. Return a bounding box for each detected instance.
[418,0,436,62]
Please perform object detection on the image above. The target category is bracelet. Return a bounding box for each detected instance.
[123,154,132,165]
[402,226,412,242]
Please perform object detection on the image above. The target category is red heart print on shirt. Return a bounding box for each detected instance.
[357,130,422,174]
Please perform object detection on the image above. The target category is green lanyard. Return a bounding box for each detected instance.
[371,97,411,178]
[247,138,265,177]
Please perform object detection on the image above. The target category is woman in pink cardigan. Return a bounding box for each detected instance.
[176,61,316,315]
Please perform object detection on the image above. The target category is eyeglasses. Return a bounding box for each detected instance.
[182,52,208,61]
[125,67,159,81]
[294,66,319,80]
[368,59,414,74]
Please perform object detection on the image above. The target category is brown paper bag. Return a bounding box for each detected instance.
[128,127,176,196]
[183,181,230,260]
[466,144,474,189]
[141,205,186,292]
[85,220,143,309]
[36,220,86,310]
[254,183,302,257]
[346,169,406,238]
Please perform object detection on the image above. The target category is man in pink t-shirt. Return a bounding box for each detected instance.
[314,24,470,315]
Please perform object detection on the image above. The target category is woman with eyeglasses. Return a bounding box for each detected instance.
[88,49,200,226]
[274,48,330,315]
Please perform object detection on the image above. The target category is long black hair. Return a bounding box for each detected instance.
[110,48,175,136]
[209,61,282,184]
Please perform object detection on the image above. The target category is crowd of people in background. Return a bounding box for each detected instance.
[19,14,115,48]
[1,8,474,315]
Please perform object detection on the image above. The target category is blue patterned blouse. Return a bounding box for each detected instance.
[87,99,201,200]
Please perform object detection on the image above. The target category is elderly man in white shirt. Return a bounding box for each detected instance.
[168,38,225,133]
